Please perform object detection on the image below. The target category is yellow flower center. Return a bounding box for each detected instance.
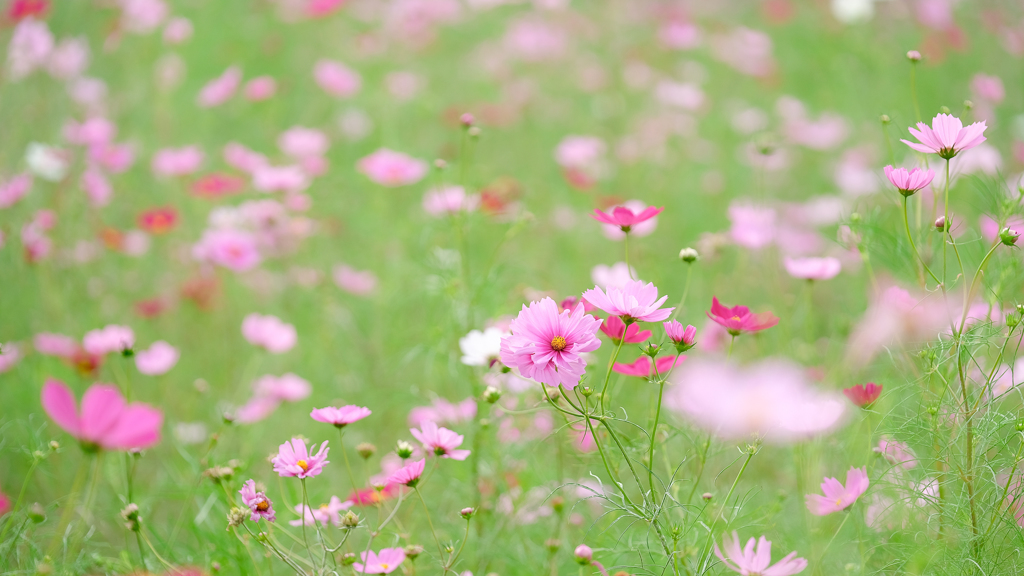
[256,500,270,512]
[380,564,390,570]
[834,498,844,506]
[551,336,568,351]
[730,315,742,322]
[297,460,309,472]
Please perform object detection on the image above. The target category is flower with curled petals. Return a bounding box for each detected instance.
[239,479,276,522]
[410,421,470,460]
[583,280,673,324]
[883,165,933,197]
[900,113,986,159]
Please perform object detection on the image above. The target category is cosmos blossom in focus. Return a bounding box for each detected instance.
[499,298,602,389]
[706,297,778,336]
[582,280,673,323]
[805,467,869,515]
[592,201,663,239]
[901,113,987,159]
[353,548,406,575]
[883,166,934,196]
[272,438,329,478]
[410,421,470,460]
[239,479,276,522]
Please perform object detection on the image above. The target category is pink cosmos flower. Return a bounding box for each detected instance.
[714,532,807,576]
[664,321,697,347]
[272,438,329,478]
[583,280,673,323]
[65,117,114,147]
[278,127,329,159]
[120,0,167,34]
[163,16,193,44]
[783,257,841,281]
[83,325,135,355]
[387,458,425,487]
[314,59,362,98]
[0,174,32,209]
[706,297,779,336]
[592,203,664,235]
[41,379,163,451]
[600,316,651,344]
[410,421,470,460]
[311,405,372,428]
[844,285,951,367]
[971,73,1004,103]
[0,343,22,373]
[234,397,281,425]
[81,167,112,207]
[357,148,428,187]
[874,437,917,469]
[901,113,987,159]
[665,358,846,444]
[843,382,881,407]
[33,333,79,358]
[354,548,406,574]
[241,313,297,354]
[613,355,685,378]
[333,264,378,296]
[0,488,9,516]
[289,497,352,527]
[239,479,276,522]
[252,165,309,193]
[243,76,276,101]
[498,298,602,389]
[7,18,53,80]
[805,467,870,515]
[223,142,269,173]
[197,66,241,108]
[152,146,204,177]
[883,165,934,196]
[90,143,135,173]
[134,341,179,375]
[407,397,476,427]
[728,202,776,249]
[192,229,261,271]
[46,37,89,80]
[422,186,480,216]
[254,374,311,402]
[591,262,637,290]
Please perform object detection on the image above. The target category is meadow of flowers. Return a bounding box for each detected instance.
[2,0,1024,575]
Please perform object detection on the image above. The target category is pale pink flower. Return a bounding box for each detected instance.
[714,532,807,576]
[729,202,776,249]
[7,18,53,80]
[665,358,846,444]
[243,76,276,101]
[664,321,696,348]
[81,166,112,207]
[806,467,870,515]
[357,148,428,187]
[162,17,193,44]
[120,0,168,34]
[196,66,241,108]
[916,0,953,30]
[582,280,673,323]
[239,479,276,522]
[884,166,934,196]
[0,343,22,373]
[422,186,479,216]
[46,37,89,80]
[192,229,261,271]
[874,437,918,470]
[411,421,470,460]
[554,136,606,175]
[783,257,841,281]
[654,81,705,110]
[241,313,297,354]
[780,100,848,150]
[33,333,79,358]
[223,142,269,173]
[659,19,701,49]
[354,548,406,574]
[66,117,115,148]
[845,285,951,366]
[333,264,378,296]
[710,27,775,77]
[290,497,351,527]
[386,458,425,487]
[254,373,310,401]
[272,438,329,478]
[311,405,372,428]
[234,397,281,424]
[0,174,32,209]
[499,298,602,389]
[408,398,476,427]
[83,325,135,355]
[252,165,309,193]
[971,73,1004,103]
[593,200,662,239]
[89,142,135,173]
[590,262,637,290]
[503,17,567,61]
[901,113,987,159]
[134,341,179,375]
[278,127,329,159]
[314,59,361,98]
[41,379,163,450]
[385,71,423,101]
[68,76,107,108]
[152,146,204,177]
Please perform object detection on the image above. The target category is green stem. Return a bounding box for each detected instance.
[415,487,446,566]
[902,195,940,285]
[910,61,922,123]
[819,512,851,560]
[339,428,359,491]
[599,337,626,414]
[0,458,40,543]
[647,380,666,493]
[624,233,634,280]
[668,266,694,323]
[299,479,318,572]
[942,159,950,286]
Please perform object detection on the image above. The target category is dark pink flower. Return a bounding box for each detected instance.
[311,405,372,428]
[591,205,664,233]
[663,321,697,350]
[41,379,163,451]
[386,458,425,487]
[612,355,685,378]
[583,280,673,323]
[272,438,329,479]
[410,421,470,460]
[239,479,276,522]
[805,467,869,515]
[901,113,987,159]
[599,316,651,344]
[499,298,602,389]
[706,297,778,336]
[883,166,934,196]
[842,382,882,407]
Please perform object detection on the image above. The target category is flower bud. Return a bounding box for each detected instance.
[574,544,593,565]
[433,158,447,170]
[642,343,660,358]
[357,442,376,459]
[404,544,425,559]
[211,561,221,572]
[879,114,890,124]
[468,126,481,138]
[679,247,699,263]
[551,496,565,514]
[460,507,475,519]
[396,440,414,459]
[483,386,501,404]
[963,99,974,110]
[222,412,235,425]
[579,386,594,397]
[341,553,357,566]
[341,510,360,528]
[121,503,141,532]
[34,562,53,576]
[121,347,135,358]
[939,106,951,114]
[906,50,921,61]
[1016,419,1024,432]
[460,113,475,127]
[934,216,948,232]
[28,502,46,523]
[203,466,234,483]
[226,507,248,529]
[1006,312,1020,328]
[49,441,60,451]
[1000,227,1020,246]
[702,492,713,501]
[545,538,561,553]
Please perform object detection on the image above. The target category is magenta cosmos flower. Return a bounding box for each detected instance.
[883,165,934,196]
[664,321,697,350]
[386,458,425,487]
[499,298,602,389]
[272,438,330,478]
[714,532,807,576]
[592,204,664,234]
[707,297,778,336]
[353,548,406,574]
[311,405,372,428]
[613,355,685,378]
[805,466,869,516]
[783,257,841,281]
[583,280,674,323]
[357,148,428,187]
[410,421,470,460]
[600,316,651,344]
[41,379,163,451]
[900,113,987,159]
[842,382,882,408]
[239,479,276,522]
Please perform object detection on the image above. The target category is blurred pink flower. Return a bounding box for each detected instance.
[710,27,775,77]
[242,313,297,354]
[411,421,470,460]
[33,333,79,358]
[134,341,179,375]
[980,215,1024,243]
[307,0,347,17]
[354,548,406,574]
[0,488,9,517]
[47,37,89,80]
[613,355,684,378]
[0,343,22,373]
[408,398,476,427]
[224,142,269,173]
[593,201,662,239]
[83,325,135,355]
[357,148,428,187]
[845,285,951,366]
[311,405,372,427]
[193,229,261,271]
[7,18,53,80]
[783,257,841,281]
[665,357,846,444]
[386,458,425,487]
[89,142,135,173]
[272,438,329,478]
[781,101,848,150]
[239,479,276,522]
[706,297,778,336]
[970,73,1004,103]
[874,437,917,469]
[121,0,168,34]
[278,127,329,159]
[843,382,881,407]
[915,0,953,30]
[254,373,310,401]
[64,117,115,146]
[385,71,423,101]
[234,396,280,424]
[196,66,241,108]
[599,316,651,344]
[162,17,193,44]
[901,113,986,159]
[499,298,602,389]
[0,174,32,209]
[583,280,673,323]
[659,19,701,49]
[503,17,567,61]
[422,186,479,216]
[314,59,361,98]
[333,264,378,296]
[729,202,776,249]
[590,262,637,289]
[41,378,163,450]
[152,146,204,177]
[81,166,112,207]
[654,81,704,110]
[243,76,277,101]
[252,165,309,193]
[806,467,869,515]
[714,532,806,576]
